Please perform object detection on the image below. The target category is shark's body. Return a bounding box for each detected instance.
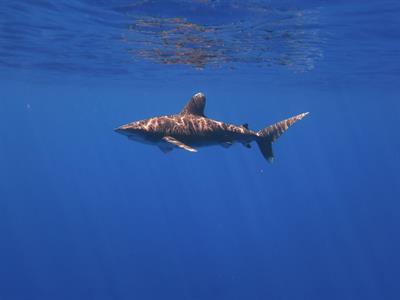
[115,92,308,162]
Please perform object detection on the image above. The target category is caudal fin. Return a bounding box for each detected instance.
[257,112,309,163]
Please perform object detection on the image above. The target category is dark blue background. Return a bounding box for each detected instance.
[1,1,400,300]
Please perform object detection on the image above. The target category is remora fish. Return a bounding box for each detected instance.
[114,92,308,163]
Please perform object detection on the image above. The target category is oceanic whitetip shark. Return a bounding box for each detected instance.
[114,92,308,163]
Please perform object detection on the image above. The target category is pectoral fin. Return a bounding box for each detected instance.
[162,136,197,152]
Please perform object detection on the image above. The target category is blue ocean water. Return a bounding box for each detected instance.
[1,1,400,299]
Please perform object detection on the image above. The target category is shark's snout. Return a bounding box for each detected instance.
[114,123,144,139]
[114,124,131,135]
[114,126,124,134]
[114,122,153,144]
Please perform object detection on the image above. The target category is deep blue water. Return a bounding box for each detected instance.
[1,1,400,300]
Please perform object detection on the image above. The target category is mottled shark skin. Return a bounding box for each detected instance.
[114,92,308,163]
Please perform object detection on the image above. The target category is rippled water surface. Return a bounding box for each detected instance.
[1,0,399,83]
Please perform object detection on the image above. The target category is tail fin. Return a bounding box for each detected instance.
[257,112,309,163]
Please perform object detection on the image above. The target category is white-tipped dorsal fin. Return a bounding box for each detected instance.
[180,92,206,117]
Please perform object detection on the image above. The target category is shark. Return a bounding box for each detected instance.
[114,92,308,163]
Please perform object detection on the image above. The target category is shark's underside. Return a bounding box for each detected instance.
[114,92,308,163]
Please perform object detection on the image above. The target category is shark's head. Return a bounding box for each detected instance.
[114,121,152,143]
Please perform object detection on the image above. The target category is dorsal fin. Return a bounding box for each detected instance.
[241,123,249,129]
[181,92,206,117]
